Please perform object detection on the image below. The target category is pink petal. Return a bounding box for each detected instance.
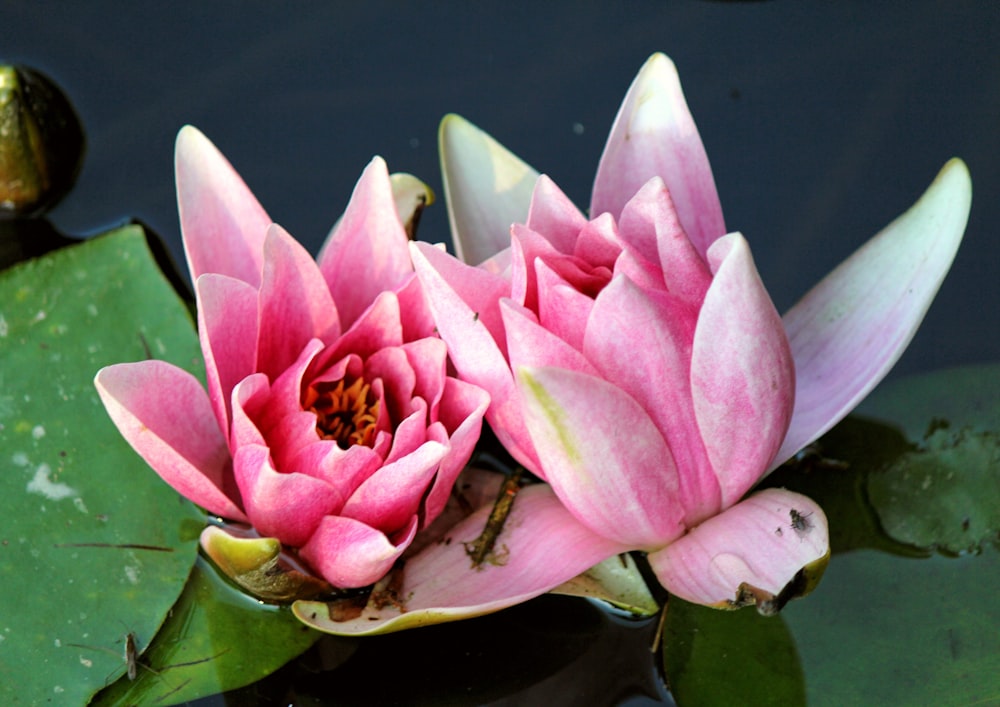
[195,273,259,434]
[510,224,612,312]
[317,157,415,329]
[94,361,245,521]
[312,291,404,372]
[299,514,418,588]
[292,484,628,635]
[395,274,438,341]
[517,366,685,547]
[648,488,828,607]
[288,441,382,509]
[256,225,339,381]
[524,175,589,254]
[774,159,972,467]
[341,441,448,531]
[503,297,598,378]
[582,276,715,521]
[420,378,490,522]
[410,242,541,473]
[691,234,795,508]
[232,444,344,548]
[591,53,725,260]
[229,373,270,451]
[175,126,271,286]
[439,114,540,265]
[533,260,596,353]
[617,177,711,306]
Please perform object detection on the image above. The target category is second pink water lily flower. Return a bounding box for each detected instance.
[302,53,971,635]
[95,126,489,592]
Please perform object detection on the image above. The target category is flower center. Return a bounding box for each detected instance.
[303,376,380,450]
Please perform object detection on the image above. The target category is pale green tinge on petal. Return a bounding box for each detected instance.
[200,525,333,603]
[550,554,660,616]
[439,113,539,265]
[292,599,499,637]
[774,158,972,468]
[389,172,435,240]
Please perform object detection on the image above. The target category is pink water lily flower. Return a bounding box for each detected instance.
[302,53,971,635]
[95,126,489,590]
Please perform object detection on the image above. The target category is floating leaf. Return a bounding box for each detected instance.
[91,557,323,705]
[782,548,1000,706]
[663,598,805,706]
[857,365,1000,554]
[0,226,204,705]
[868,426,1000,554]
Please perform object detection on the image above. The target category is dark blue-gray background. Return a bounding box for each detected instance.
[3,2,997,381]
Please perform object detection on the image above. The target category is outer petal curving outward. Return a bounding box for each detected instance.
[773,158,972,468]
[648,488,828,611]
[94,361,246,521]
[175,125,271,287]
[293,484,628,635]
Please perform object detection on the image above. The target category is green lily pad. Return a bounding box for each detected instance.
[868,426,1000,554]
[91,557,324,705]
[663,598,805,706]
[858,365,1000,554]
[0,226,205,705]
[782,547,1000,706]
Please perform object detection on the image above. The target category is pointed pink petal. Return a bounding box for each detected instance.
[591,53,725,260]
[293,484,628,634]
[617,177,712,306]
[95,361,245,521]
[299,514,418,588]
[518,366,685,547]
[317,157,414,329]
[257,224,339,381]
[196,273,259,434]
[439,114,540,265]
[692,234,795,508]
[232,443,344,548]
[582,276,716,521]
[175,126,271,286]
[648,488,828,607]
[774,159,972,467]
[524,175,589,254]
[410,241,541,473]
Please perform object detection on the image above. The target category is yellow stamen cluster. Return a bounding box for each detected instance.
[303,377,380,449]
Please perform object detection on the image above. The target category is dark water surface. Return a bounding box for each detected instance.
[3,2,998,705]
[4,2,998,377]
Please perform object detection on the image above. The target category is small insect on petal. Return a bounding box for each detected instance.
[789,509,813,538]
